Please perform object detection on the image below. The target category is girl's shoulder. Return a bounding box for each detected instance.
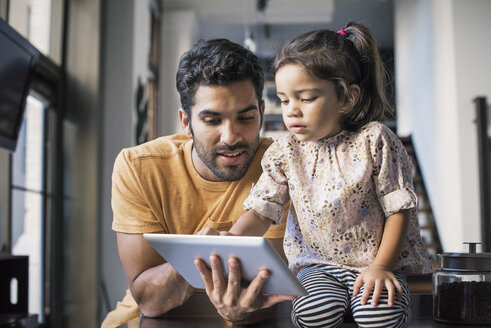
[262,134,307,160]
[354,121,399,142]
[351,122,407,160]
[269,133,303,150]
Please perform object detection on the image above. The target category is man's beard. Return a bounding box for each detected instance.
[193,135,260,181]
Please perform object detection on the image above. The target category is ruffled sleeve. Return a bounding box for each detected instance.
[369,124,417,216]
[243,139,290,224]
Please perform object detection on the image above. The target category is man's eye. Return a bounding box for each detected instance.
[203,118,220,124]
[238,116,254,121]
[280,100,289,105]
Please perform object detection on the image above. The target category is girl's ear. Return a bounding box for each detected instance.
[342,84,361,113]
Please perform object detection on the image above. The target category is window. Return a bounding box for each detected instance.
[6,63,60,327]
[2,1,64,324]
[11,96,47,321]
[8,0,64,64]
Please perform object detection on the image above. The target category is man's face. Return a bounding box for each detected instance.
[179,80,263,182]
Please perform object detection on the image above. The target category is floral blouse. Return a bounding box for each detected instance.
[244,121,434,275]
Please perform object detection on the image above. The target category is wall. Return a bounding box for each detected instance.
[395,0,491,252]
[452,0,491,243]
[63,0,102,326]
[0,0,7,19]
[100,0,135,319]
[100,0,159,321]
[159,10,199,135]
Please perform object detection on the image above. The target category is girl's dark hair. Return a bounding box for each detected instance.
[273,22,393,131]
[176,39,264,119]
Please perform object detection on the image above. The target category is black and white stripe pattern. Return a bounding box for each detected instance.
[291,264,410,328]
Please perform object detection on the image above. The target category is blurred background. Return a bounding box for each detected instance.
[0,0,490,327]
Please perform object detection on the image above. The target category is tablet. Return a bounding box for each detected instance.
[143,233,307,296]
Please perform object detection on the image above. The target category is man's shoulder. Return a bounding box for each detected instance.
[258,136,273,148]
[255,137,276,158]
[119,134,190,161]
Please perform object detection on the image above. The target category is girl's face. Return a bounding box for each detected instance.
[275,64,353,142]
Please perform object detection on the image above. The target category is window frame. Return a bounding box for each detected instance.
[31,52,65,327]
[0,6,65,323]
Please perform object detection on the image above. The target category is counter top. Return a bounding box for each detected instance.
[139,293,474,327]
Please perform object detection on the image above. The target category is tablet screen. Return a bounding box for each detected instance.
[144,233,307,296]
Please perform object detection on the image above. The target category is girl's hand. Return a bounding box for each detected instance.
[352,264,402,307]
[195,227,234,236]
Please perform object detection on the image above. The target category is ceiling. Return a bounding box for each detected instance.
[164,0,336,24]
[163,0,394,57]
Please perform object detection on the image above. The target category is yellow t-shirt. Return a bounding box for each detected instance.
[111,134,286,238]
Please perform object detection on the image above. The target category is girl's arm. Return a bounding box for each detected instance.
[352,210,410,307]
[229,210,273,236]
[372,210,410,269]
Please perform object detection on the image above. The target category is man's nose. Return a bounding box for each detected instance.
[220,121,241,145]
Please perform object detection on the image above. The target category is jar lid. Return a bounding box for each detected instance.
[438,242,491,271]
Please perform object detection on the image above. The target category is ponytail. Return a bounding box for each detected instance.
[342,22,393,129]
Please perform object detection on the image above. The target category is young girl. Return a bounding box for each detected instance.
[227,22,433,328]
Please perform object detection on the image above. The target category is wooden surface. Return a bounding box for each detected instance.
[138,293,473,328]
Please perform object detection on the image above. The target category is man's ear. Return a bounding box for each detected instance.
[178,108,193,138]
[259,99,265,126]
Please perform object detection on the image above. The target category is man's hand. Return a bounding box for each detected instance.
[194,255,296,322]
[194,227,295,322]
[352,264,402,307]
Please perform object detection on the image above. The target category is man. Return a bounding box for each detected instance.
[102,39,291,327]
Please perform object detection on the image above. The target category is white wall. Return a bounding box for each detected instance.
[452,0,491,244]
[395,0,491,252]
[159,10,199,135]
[100,0,148,319]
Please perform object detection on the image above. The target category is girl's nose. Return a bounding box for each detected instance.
[285,101,301,117]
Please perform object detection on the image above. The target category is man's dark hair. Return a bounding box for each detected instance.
[176,39,264,119]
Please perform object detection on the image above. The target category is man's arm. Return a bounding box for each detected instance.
[117,232,194,317]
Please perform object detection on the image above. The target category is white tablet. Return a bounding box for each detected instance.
[143,233,307,296]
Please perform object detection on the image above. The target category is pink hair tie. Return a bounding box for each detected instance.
[337,28,348,37]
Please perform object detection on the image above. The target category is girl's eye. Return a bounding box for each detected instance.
[301,97,317,102]
[280,100,289,105]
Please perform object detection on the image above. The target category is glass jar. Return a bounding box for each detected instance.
[433,242,491,325]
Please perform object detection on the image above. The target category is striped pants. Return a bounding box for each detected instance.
[291,264,410,328]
